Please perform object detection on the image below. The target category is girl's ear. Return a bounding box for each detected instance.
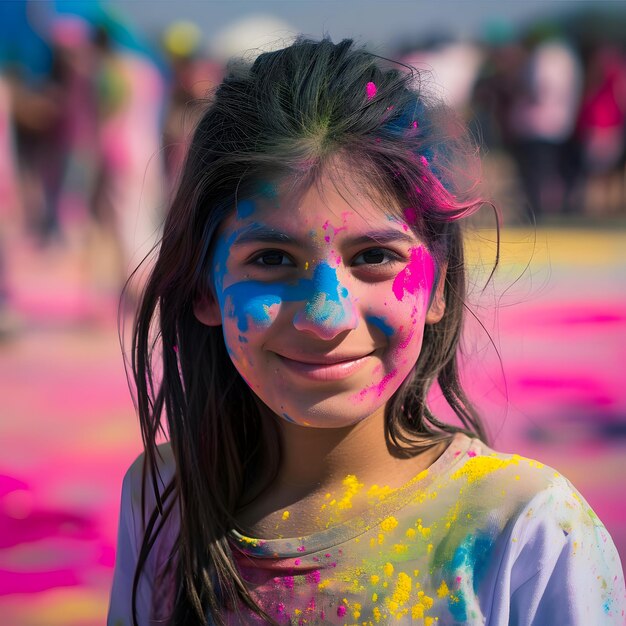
[425,264,447,325]
[193,292,222,326]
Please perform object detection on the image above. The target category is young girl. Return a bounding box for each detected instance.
[108,38,624,625]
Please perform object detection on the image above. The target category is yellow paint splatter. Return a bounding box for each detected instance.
[304,261,309,270]
[281,510,290,521]
[451,454,521,483]
[380,516,398,532]
[393,544,408,554]
[386,572,412,612]
[336,474,364,510]
[371,574,380,585]
[406,528,416,539]
[383,562,394,577]
[437,581,449,598]
[373,606,382,622]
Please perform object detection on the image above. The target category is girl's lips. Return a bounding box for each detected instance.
[276,353,372,382]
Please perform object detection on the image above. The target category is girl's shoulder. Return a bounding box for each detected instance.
[441,435,605,535]
[119,442,177,532]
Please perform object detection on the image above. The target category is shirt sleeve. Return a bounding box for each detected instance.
[504,476,625,625]
[107,458,154,626]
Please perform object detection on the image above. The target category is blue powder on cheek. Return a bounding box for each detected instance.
[366,315,394,336]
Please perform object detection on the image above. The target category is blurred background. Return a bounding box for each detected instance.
[0,1,625,624]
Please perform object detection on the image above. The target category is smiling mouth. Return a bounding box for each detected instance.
[275,352,374,381]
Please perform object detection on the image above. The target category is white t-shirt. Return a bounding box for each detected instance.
[108,434,625,625]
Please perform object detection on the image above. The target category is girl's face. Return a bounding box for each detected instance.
[195,174,445,428]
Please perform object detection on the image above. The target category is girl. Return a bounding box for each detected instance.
[108,38,624,625]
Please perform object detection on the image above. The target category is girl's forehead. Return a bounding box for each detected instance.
[221,176,408,238]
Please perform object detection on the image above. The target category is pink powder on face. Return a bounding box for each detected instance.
[357,368,398,400]
[392,246,435,302]
[366,82,377,100]
[337,605,347,617]
[398,327,415,350]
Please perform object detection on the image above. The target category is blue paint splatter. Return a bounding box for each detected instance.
[282,413,296,423]
[236,199,256,219]
[256,181,279,200]
[366,315,394,336]
[444,530,496,621]
[213,230,355,334]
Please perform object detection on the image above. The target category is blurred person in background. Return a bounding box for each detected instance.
[576,43,626,216]
[90,23,165,302]
[507,27,583,222]
[161,20,223,191]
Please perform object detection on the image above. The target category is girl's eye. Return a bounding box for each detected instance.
[353,248,401,266]
[252,250,294,266]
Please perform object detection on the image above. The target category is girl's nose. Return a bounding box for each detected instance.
[292,263,358,340]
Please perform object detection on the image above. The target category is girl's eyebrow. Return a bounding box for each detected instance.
[231,225,417,247]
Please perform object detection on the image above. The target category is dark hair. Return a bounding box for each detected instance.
[128,36,495,625]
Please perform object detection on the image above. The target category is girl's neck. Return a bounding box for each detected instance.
[236,410,450,538]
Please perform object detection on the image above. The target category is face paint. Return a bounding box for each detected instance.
[206,173,439,428]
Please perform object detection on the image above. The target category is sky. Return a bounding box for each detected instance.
[110,0,610,54]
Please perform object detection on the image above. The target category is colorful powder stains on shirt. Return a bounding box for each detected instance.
[110,434,626,626]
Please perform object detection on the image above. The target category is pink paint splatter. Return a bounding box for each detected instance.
[467,450,476,458]
[306,570,321,584]
[277,602,286,614]
[324,553,332,558]
[420,155,428,167]
[454,450,462,457]
[403,206,418,225]
[366,82,377,100]
[357,369,398,400]
[324,235,330,242]
[412,120,418,129]
[337,605,347,617]
[284,575,295,589]
[307,597,316,611]
[297,545,306,552]
[392,246,435,302]
[294,558,301,566]
[398,328,415,350]
[455,576,462,586]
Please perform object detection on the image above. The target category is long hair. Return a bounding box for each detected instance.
[128,36,496,625]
